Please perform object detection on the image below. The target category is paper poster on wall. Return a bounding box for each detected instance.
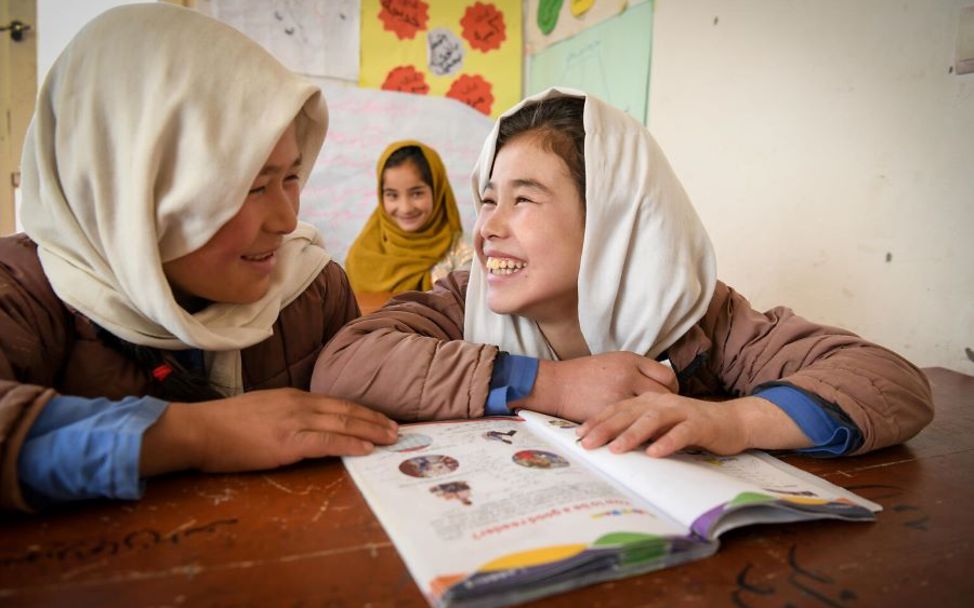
[526,1,653,124]
[207,0,361,81]
[299,82,493,263]
[359,0,522,118]
[526,0,639,54]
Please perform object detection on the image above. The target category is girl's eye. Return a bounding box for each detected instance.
[248,186,266,196]
[285,174,300,183]
[515,196,534,205]
[480,197,496,206]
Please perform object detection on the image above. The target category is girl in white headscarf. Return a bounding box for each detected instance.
[0,4,396,511]
[312,88,931,459]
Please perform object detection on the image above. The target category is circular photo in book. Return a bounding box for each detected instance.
[386,433,434,453]
[399,454,460,478]
[512,450,569,469]
[430,480,473,506]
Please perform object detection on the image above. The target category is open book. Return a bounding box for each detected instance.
[343,411,880,608]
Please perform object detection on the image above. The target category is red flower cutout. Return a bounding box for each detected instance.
[378,0,429,40]
[460,2,506,52]
[446,74,494,115]
[382,65,430,95]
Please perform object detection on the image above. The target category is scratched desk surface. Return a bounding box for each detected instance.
[1,367,972,607]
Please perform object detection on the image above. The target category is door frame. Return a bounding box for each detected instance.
[0,0,37,236]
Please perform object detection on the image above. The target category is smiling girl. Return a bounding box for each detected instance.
[312,88,932,459]
[0,5,397,511]
[345,141,472,294]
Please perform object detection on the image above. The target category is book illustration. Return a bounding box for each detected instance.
[431,481,473,506]
[386,432,435,453]
[483,429,518,444]
[547,418,578,429]
[692,491,874,538]
[399,455,460,478]
[591,506,652,520]
[512,449,569,469]
[762,487,819,497]
[431,531,708,605]
[343,413,880,607]
[346,416,705,605]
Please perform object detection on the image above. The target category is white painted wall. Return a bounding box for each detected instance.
[36,0,145,83]
[16,1,145,229]
[648,0,974,373]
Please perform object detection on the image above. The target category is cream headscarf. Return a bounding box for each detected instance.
[19,3,330,394]
[464,88,717,360]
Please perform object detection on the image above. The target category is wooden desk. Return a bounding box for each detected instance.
[1,368,971,607]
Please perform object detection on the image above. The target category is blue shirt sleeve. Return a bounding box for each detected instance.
[18,395,169,505]
[485,353,540,416]
[753,385,862,457]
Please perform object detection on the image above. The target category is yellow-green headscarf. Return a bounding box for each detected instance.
[345,140,462,293]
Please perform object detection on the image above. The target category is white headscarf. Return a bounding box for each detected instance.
[464,88,717,360]
[19,3,330,393]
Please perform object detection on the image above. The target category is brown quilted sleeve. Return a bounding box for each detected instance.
[311,271,497,421]
[0,236,72,511]
[673,281,933,454]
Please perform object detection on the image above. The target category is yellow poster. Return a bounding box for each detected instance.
[360,0,522,118]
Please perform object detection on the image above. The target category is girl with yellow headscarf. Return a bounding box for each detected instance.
[345,141,472,293]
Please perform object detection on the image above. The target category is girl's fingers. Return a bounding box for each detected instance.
[608,406,686,453]
[633,374,675,396]
[605,415,662,453]
[639,361,679,393]
[646,422,694,458]
[298,430,376,458]
[579,408,641,449]
[304,411,399,445]
[578,392,663,438]
[315,397,397,426]
[577,401,621,436]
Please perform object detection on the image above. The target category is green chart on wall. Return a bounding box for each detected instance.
[526,0,654,125]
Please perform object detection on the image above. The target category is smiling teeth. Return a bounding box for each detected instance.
[243,252,272,261]
[486,257,527,275]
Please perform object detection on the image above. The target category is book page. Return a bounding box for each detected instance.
[519,411,880,538]
[343,417,694,605]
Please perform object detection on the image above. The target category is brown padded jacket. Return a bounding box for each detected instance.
[0,234,360,511]
[312,270,933,455]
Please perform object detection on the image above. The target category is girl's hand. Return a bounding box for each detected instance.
[575,394,811,458]
[513,352,678,422]
[140,388,398,476]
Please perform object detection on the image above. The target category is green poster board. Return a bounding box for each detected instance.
[526,1,653,124]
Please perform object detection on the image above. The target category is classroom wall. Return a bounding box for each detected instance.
[648,0,974,373]
[36,0,145,83]
[34,0,973,373]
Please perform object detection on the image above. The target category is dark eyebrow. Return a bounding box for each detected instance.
[484,178,554,195]
[258,155,302,177]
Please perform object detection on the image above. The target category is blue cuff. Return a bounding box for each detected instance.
[19,395,169,504]
[753,386,860,457]
[485,354,540,416]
